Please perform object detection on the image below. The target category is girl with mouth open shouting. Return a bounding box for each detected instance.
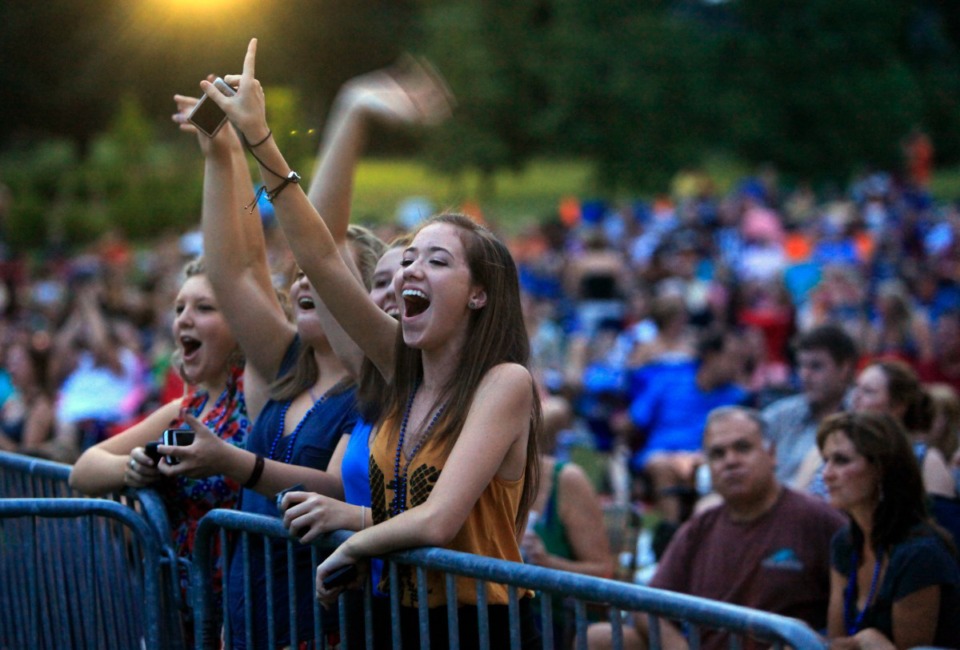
[203,38,542,648]
[69,259,252,635]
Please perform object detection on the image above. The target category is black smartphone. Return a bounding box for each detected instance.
[188,77,236,138]
[161,428,195,466]
[322,564,358,590]
[144,441,162,464]
[275,483,305,512]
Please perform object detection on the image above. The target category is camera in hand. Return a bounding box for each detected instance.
[161,428,195,466]
[187,77,236,138]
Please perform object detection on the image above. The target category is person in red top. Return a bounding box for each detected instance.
[902,127,934,189]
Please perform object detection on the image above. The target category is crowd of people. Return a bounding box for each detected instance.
[0,37,957,648]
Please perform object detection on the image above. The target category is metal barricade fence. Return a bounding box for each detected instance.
[0,451,175,540]
[192,509,828,650]
[0,450,187,649]
[0,498,165,649]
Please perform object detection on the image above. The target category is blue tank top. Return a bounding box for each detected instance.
[227,336,359,648]
[341,418,373,507]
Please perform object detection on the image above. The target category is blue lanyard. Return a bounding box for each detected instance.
[843,548,883,636]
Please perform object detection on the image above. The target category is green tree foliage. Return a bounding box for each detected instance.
[712,0,924,180]
[418,0,553,191]
[417,0,960,190]
[3,0,960,251]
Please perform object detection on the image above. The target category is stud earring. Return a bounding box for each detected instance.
[468,300,478,310]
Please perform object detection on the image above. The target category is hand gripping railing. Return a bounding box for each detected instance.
[0,450,174,542]
[192,509,827,650]
[0,497,165,649]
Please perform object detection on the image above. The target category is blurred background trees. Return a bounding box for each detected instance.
[1,0,959,248]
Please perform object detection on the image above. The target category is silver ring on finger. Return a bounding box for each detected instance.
[130,458,137,469]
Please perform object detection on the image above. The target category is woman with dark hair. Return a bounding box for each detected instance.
[204,39,541,648]
[818,412,960,649]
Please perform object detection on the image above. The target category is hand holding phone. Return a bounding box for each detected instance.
[275,483,305,512]
[188,77,236,138]
[322,564,358,590]
[144,441,162,464]
[161,428,195,466]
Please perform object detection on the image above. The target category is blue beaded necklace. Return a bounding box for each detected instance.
[390,385,446,517]
[843,548,883,636]
[267,381,342,464]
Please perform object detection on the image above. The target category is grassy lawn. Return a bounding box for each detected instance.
[347,158,595,231]
[931,165,960,202]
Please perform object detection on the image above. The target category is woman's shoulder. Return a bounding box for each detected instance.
[473,364,535,413]
[897,524,955,551]
[478,362,533,389]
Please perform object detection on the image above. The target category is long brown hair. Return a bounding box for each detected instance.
[383,214,541,534]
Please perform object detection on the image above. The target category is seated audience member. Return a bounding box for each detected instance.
[762,323,857,491]
[851,359,957,499]
[0,333,55,455]
[927,383,960,493]
[916,309,960,394]
[627,293,694,367]
[587,406,845,650]
[862,279,933,366]
[563,227,631,337]
[521,396,613,645]
[627,328,746,522]
[819,412,960,649]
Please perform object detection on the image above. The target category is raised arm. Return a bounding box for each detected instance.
[173,93,293,418]
[207,39,398,380]
[307,57,453,244]
[301,61,451,377]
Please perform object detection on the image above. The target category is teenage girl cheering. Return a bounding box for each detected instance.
[204,38,541,647]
